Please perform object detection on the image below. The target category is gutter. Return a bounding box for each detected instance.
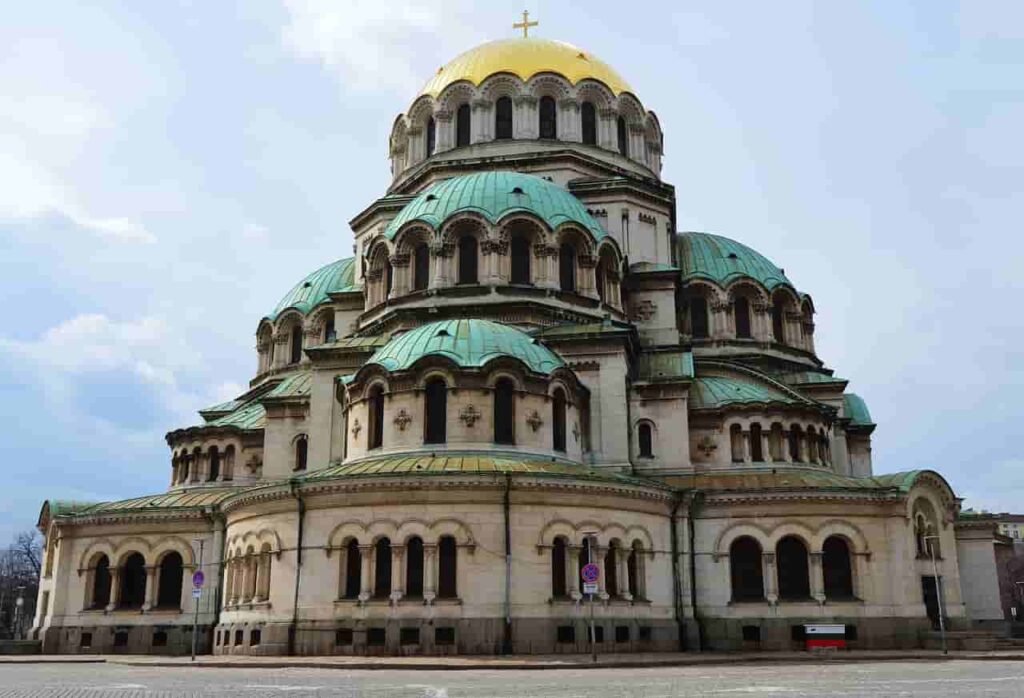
[687,490,705,651]
[502,472,513,655]
[287,480,306,656]
[669,493,685,650]
[212,509,227,622]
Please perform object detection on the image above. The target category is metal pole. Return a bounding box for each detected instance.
[191,539,205,661]
[587,536,596,663]
[926,536,947,655]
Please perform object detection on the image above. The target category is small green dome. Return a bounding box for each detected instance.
[367,319,564,374]
[384,171,606,240]
[843,393,874,426]
[267,257,358,320]
[677,232,794,291]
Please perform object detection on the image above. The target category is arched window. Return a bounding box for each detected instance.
[595,259,607,303]
[735,296,752,338]
[424,378,447,444]
[510,234,531,284]
[156,552,183,609]
[823,536,854,599]
[179,453,190,483]
[558,242,576,292]
[638,422,653,458]
[223,445,235,481]
[616,116,628,156]
[119,552,147,608]
[405,536,424,598]
[913,499,941,558]
[493,378,515,445]
[729,537,764,601]
[776,536,810,600]
[552,388,567,452]
[343,539,361,599]
[807,427,819,463]
[750,423,764,462]
[690,295,709,338]
[368,385,385,450]
[426,117,436,156]
[730,424,744,463]
[413,243,430,291]
[788,426,802,462]
[605,542,619,597]
[90,555,111,609]
[456,103,471,147]
[495,96,513,139]
[551,537,567,598]
[771,303,786,344]
[581,101,597,145]
[384,258,393,298]
[324,315,336,343]
[294,436,308,471]
[438,535,458,599]
[290,325,303,364]
[207,447,220,482]
[769,423,784,461]
[457,235,478,285]
[539,96,557,139]
[373,537,392,598]
[628,540,646,600]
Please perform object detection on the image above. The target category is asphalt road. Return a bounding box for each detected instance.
[1,660,1023,697]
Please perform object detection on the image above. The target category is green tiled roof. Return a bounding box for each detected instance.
[776,370,847,386]
[671,469,925,493]
[267,257,358,321]
[689,375,802,409]
[677,232,794,291]
[844,393,874,426]
[367,319,565,374]
[207,400,266,430]
[532,321,632,338]
[384,172,607,240]
[52,489,241,518]
[265,372,312,399]
[303,454,657,487]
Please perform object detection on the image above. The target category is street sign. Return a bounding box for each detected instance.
[192,588,202,599]
[583,582,598,595]
[580,563,599,584]
[192,570,205,588]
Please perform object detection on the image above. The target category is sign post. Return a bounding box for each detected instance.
[581,555,600,664]
[191,539,205,661]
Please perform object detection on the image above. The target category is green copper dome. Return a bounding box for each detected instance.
[267,257,358,320]
[384,171,606,240]
[367,319,564,374]
[677,232,794,291]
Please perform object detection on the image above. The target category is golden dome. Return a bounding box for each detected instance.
[418,38,633,98]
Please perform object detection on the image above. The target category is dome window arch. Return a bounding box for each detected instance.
[373,537,392,598]
[776,535,811,600]
[207,446,220,482]
[730,424,744,463]
[457,234,478,285]
[289,324,303,364]
[552,387,567,452]
[155,551,183,609]
[823,536,855,600]
[438,535,458,599]
[426,116,436,156]
[687,292,710,339]
[495,96,513,140]
[493,378,516,445]
[616,116,628,156]
[293,435,308,472]
[627,540,647,600]
[118,552,147,609]
[604,540,620,597]
[788,425,803,462]
[558,242,577,293]
[405,536,424,599]
[539,96,557,139]
[734,296,752,339]
[367,384,385,450]
[638,421,654,458]
[424,377,448,444]
[455,103,471,147]
[324,314,336,343]
[750,423,764,462]
[341,538,361,599]
[550,536,568,599]
[581,101,597,145]
[510,233,532,285]
[729,536,764,601]
[88,554,112,610]
[413,243,430,292]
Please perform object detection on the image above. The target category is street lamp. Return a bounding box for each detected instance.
[191,538,205,661]
[13,586,25,640]
[580,531,599,663]
[924,535,947,655]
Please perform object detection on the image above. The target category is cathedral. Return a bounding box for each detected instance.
[32,31,997,656]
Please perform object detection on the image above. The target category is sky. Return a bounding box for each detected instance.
[0,1,1022,540]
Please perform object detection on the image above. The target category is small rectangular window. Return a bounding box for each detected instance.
[250,629,261,646]
[81,632,92,648]
[335,628,353,646]
[152,630,168,647]
[400,628,420,646]
[234,629,243,646]
[435,627,455,646]
[367,628,386,646]
[114,630,128,648]
[638,626,652,642]
[615,625,630,643]
[593,626,605,643]
[556,625,575,644]
[742,625,761,642]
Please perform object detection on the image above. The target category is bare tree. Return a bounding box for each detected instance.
[0,530,42,638]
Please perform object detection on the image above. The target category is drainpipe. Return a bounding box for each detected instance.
[687,491,705,651]
[212,509,227,619]
[502,472,513,654]
[287,480,306,656]
[625,375,636,472]
[670,493,685,650]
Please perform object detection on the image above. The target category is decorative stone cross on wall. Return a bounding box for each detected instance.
[459,405,481,427]
[393,409,412,431]
[526,410,543,432]
[350,419,361,438]
[697,435,718,458]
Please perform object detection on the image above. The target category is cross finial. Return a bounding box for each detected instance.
[513,9,538,38]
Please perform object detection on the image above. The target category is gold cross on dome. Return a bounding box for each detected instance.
[513,9,538,38]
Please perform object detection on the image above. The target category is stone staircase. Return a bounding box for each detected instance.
[921,630,1005,651]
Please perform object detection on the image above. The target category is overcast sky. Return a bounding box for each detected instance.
[1,1,1021,540]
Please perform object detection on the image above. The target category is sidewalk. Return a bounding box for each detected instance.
[3,650,1024,670]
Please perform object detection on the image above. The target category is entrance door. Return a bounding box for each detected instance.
[921,576,941,629]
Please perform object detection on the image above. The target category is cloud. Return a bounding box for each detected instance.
[279,0,480,95]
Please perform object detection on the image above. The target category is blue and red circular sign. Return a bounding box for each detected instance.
[580,563,600,584]
[192,570,205,588]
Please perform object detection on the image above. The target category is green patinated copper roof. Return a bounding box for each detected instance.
[207,400,266,430]
[267,257,358,321]
[638,350,694,382]
[689,375,802,410]
[667,469,924,493]
[776,370,847,386]
[367,319,565,374]
[303,454,656,487]
[53,489,241,518]
[844,393,874,426]
[383,172,606,240]
[533,321,632,338]
[265,372,312,399]
[677,232,794,291]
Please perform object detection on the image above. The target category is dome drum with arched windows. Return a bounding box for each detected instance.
[33,29,984,659]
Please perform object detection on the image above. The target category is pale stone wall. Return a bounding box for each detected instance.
[955,524,1007,627]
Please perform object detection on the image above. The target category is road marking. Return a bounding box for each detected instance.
[406,684,450,697]
[244,686,325,691]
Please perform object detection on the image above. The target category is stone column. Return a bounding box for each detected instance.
[761,430,772,463]
[742,430,752,464]
[568,546,581,601]
[390,545,405,604]
[618,552,632,601]
[471,99,490,144]
[810,552,826,604]
[559,98,579,141]
[107,568,121,611]
[142,565,157,611]
[762,552,778,605]
[358,545,373,602]
[434,111,453,152]
[423,544,437,604]
[253,554,266,603]
[782,431,793,463]
[598,108,616,150]
[594,545,609,601]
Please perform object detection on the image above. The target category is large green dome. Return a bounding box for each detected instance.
[677,232,795,291]
[367,319,564,374]
[384,171,606,240]
[267,257,358,320]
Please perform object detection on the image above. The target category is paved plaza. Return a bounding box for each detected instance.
[1,660,1023,697]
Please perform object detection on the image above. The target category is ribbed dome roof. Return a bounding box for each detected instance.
[367,319,564,374]
[267,257,358,320]
[677,232,795,291]
[418,38,632,98]
[384,171,606,240]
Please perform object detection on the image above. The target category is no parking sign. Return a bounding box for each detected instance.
[581,563,599,595]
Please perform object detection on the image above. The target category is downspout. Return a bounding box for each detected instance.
[687,490,705,651]
[212,509,227,620]
[502,472,513,654]
[287,480,306,656]
[625,374,636,472]
[670,493,685,650]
